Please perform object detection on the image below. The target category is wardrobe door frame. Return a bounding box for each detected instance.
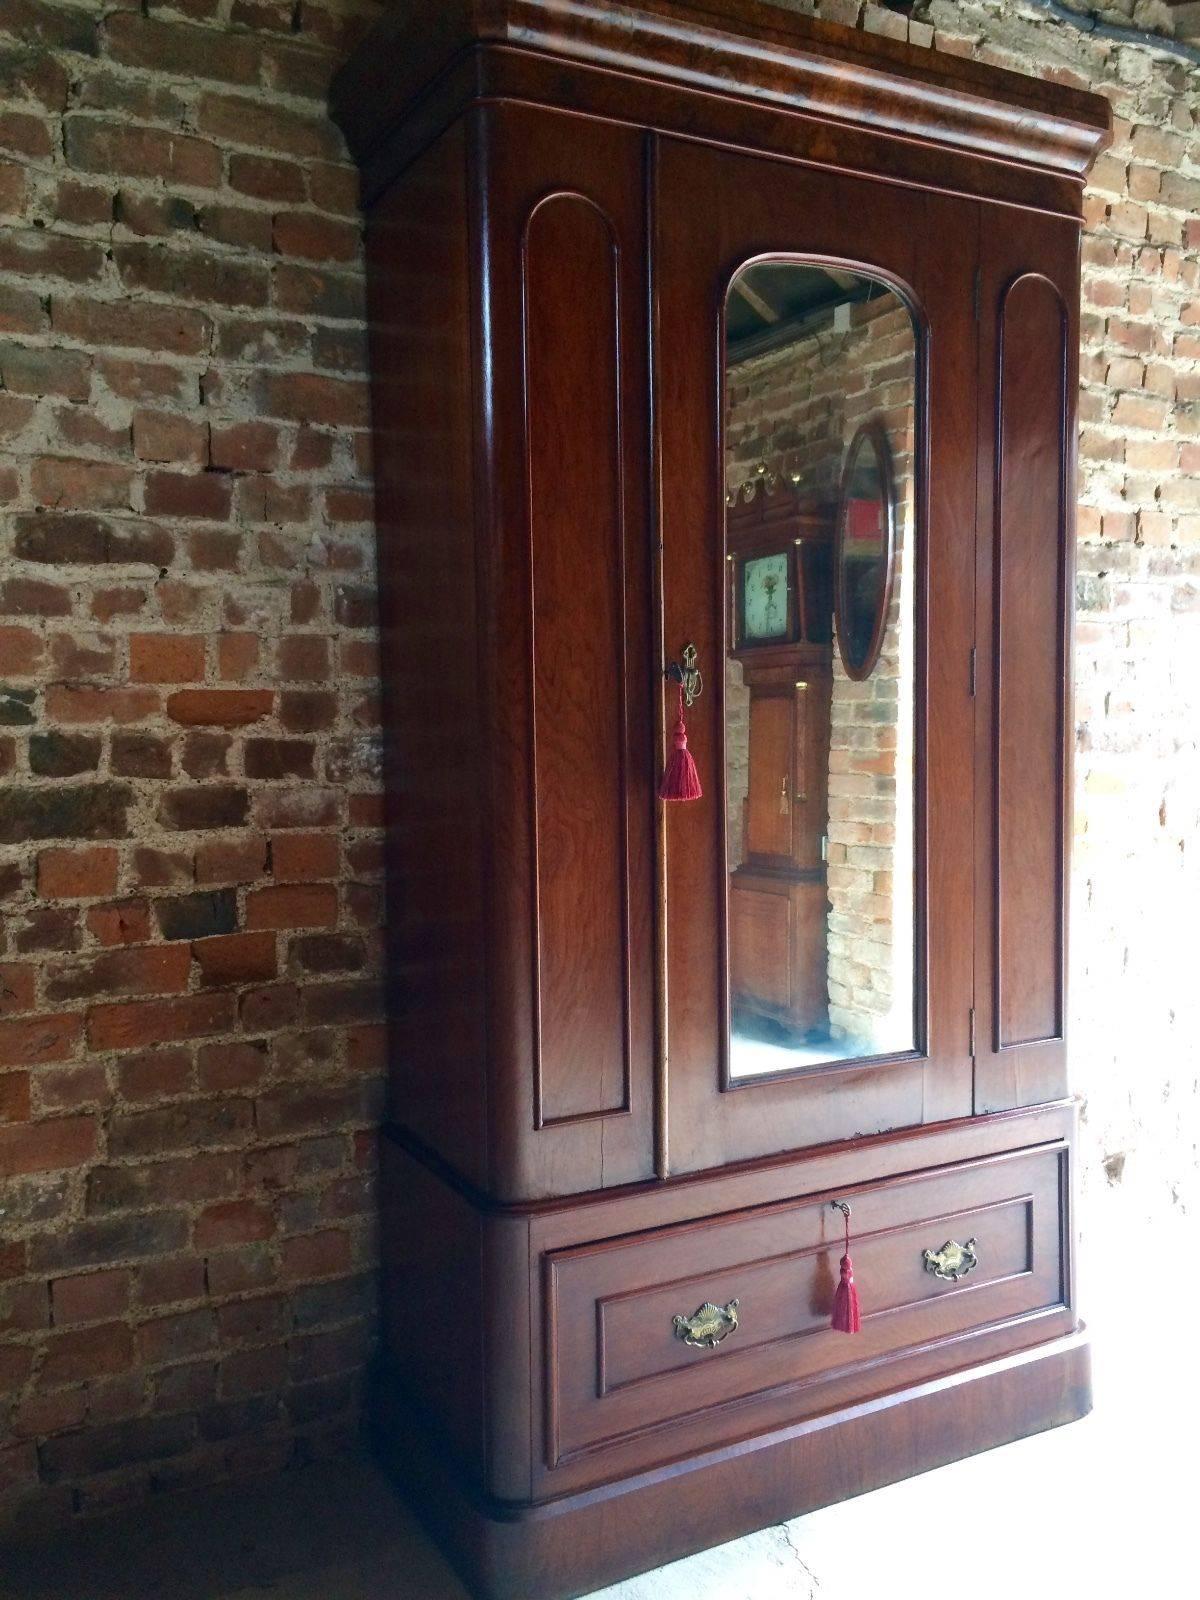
[654,134,979,1176]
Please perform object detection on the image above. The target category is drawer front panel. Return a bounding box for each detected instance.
[544,1144,1065,1469]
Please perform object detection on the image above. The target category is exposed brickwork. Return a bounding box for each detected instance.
[0,0,385,1527]
[0,0,1196,1532]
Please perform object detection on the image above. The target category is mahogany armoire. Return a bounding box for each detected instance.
[332,6,1111,1596]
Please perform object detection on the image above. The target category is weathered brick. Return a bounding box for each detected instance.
[157,786,249,831]
[64,118,221,188]
[0,1115,95,1177]
[14,512,174,568]
[51,1270,133,1327]
[155,890,237,942]
[0,342,91,401]
[245,884,337,931]
[165,690,272,728]
[88,1152,239,1213]
[193,931,277,988]
[37,847,118,901]
[87,994,235,1053]
[0,785,131,844]
[52,297,211,357]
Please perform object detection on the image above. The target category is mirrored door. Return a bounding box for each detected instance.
[656,139,978,1174]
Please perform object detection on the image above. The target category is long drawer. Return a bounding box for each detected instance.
[541,1142,1068,1477]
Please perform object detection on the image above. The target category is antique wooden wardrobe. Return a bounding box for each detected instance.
[332,5,1110,1596]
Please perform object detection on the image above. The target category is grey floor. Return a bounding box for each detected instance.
[1,1209,1192,1600]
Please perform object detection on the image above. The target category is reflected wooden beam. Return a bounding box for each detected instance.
[733,276,779,323]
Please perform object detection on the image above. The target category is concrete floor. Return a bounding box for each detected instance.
[1,1208,1193,1600]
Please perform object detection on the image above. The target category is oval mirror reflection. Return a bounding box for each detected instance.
[835,422,896,680]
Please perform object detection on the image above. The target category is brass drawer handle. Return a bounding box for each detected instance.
[923,1238,978,1283]
[672,1299,739,1349]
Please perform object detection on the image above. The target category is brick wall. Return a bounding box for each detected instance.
[0,0,386,1526]
[0,0,1197,1529]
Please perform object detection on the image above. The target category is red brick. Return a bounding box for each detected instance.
[144,470,232,521]
[45,686,159,724]
[0,345,91,401]
[228,152,305,201]
[0,625,43,675]
[136,1257,206,1309]
[245,885,337,931]
[166,690,272,727]
[106,14,261,87]
[193,931,277,987]
[187,528,241,571]
[0,159,28,217]
[0,228,105,283]
[53,297,211,357]
[31,456,132,512]
[281,1230,351,1282]
[271,833,338,882]
[133,410,209,466]
[86,994,235,1052]
[37,847,119,900]
[64,118,221,188]
[117,1046,193,1102]
[272,211,359,262]
[196,93,337,160]
[217,633,259,682]
[46,945,192,1003]
[0,1115,96,1176]
[259,372,368,427]
[278,634,329,681]
[197,1040,267,1092]
[0,1071,30,1123]
[40,1322,134,1385]
[194,835,268,886]
[130,633,206,683]
[12,1389,89,1438]
[0,1013,82,1067]
[209,421,279,473]
[36,1062,107,1112]
[87,898,153,947]
[52,1270,133,1326]
[194,1200,274,1249]
[137,1308,216,1365]
[0,963,37,1017]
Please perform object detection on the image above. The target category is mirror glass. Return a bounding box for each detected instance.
[724,261,918,1079]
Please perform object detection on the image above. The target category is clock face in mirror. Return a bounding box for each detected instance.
[742,552,790,642]
[723,258,920,1082]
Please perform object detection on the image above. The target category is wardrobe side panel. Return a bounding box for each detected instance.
[365,124,490,1184]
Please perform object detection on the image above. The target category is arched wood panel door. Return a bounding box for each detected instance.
[654,137,979,1175]
[972,207,1080,1115]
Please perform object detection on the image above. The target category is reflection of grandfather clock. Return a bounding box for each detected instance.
[727,482,834,1038]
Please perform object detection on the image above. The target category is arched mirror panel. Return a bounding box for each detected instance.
[723,261,919,1080]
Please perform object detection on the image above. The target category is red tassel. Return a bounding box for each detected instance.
[830,1204,862,1334]
[659,685,702,803]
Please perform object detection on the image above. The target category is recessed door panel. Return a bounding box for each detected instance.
[973,212,1078,1113]
[482,105,656,1197]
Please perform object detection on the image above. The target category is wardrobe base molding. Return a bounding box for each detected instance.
[371,1328,1092,1600]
